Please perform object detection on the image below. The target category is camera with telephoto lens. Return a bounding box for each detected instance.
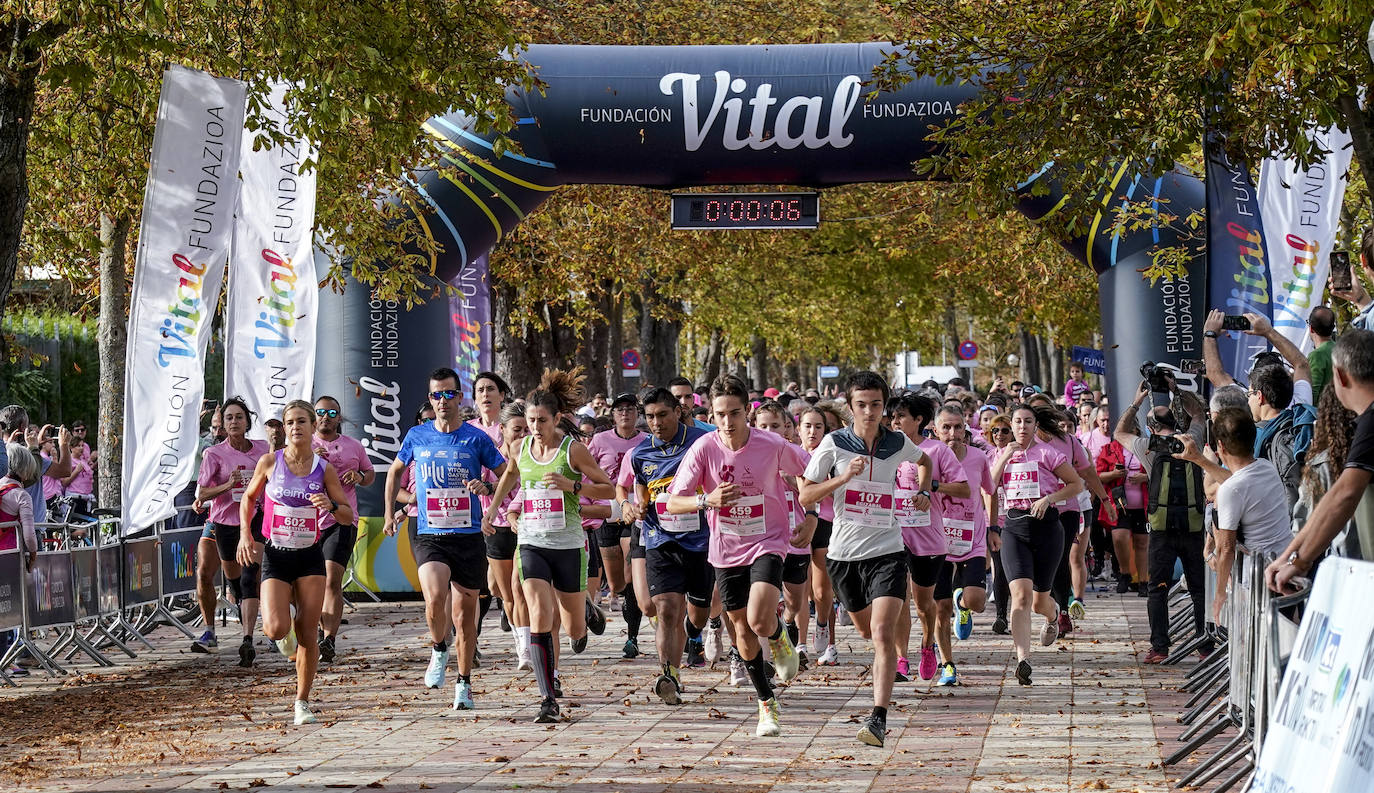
[1139,361,1174,393]
[1147,434,1184,456]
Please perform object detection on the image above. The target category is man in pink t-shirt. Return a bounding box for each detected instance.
[312,396,376,662]
[666,374,811,739]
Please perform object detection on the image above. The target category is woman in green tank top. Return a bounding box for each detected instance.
[484,368,616,723]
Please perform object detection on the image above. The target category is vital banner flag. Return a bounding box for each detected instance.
[1259,126,1352,354]
[1205,122,1273,384]
[226,82,319,433]
[122,65,246,535]
[449,253,492,403]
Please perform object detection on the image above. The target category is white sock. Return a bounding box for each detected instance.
[516,626,531,653]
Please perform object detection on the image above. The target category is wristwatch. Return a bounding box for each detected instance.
[696,493,709,510]
[917,489,932,499]
[931,480,940,493]
[573,480,583,495]
[1204,330,1218,338]
[805,509,819,517]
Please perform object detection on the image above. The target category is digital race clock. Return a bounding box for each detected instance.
[670,192,820,230]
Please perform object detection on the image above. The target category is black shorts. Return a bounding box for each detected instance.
[597,520,632,548]
[585,532,603,581]
[811,518,833,549]
[1001,508,1064,592]
[934,556,988,601]
[320,523,357,566]
[414,532,489,592]
[484,524,517,561]
[907,552,946,589]
[262,542,326,583]
[716,554,783,613]
[629,523,647,560]
[1115,508,1148,536]
[518,544,587,594]
[204,520,263,562]
[783,552,810,586]
[1057,508,1085,547]
[646,541,714,608]
[829,551,909,613]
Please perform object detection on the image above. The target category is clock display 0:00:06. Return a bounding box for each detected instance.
[695,197,803,222]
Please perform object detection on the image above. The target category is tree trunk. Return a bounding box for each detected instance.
[698,327,725,386]
[97,213,131,509]
[636,279,681,388]
[1044,326,1063,396]
[492,281,542,396]
[1036,333,1052,391]
[605,285,625,395]
[784,360,802,392]
[1340,92,1374,213]
[748,334,768,391]
[0,58,38,321]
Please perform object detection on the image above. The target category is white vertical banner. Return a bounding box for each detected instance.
[122,66,246,534]
[226,82,319,435]
[1259,126,1352,353]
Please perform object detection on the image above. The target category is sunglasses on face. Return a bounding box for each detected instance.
[430,390,459,401]
[420,417,434,424]
[991,428,1012,435]
[316,408,339,418]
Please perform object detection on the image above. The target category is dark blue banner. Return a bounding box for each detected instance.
[1204,121,1273,384]
[1071,346,1107,375]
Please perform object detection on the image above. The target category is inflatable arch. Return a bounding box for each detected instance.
[317,43,1204,592]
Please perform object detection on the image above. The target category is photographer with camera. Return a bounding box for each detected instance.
[1201,310,1315,514]
[1114,376,1209,664]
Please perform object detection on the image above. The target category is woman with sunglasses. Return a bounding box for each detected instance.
[311,396,375,663]
[983,414,1013,634]
[485,368,616,723]
[990,404,1083,685]
[238,400,354,725]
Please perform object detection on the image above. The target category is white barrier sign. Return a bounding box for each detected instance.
[1250,557,1374,792]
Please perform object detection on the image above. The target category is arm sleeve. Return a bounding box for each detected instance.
[802,437,835,483]
[1346,414,1374,473]
[618,450,637,489]
[669,443,706,497]
[479,433,505,472]
[1292,379,1313,407]
[1215,480,1240,533]
[942,446,969,484]
[781,441,809,477]
[197,448,218,488]
[979,456,996,496]
[396,428,416,466]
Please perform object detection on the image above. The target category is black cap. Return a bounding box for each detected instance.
[611,392,638,408]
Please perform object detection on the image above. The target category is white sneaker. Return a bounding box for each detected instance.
[425,646,450,689]
[729,650,748,687]
[755,697,781,737]
[811,621,830,655]
[516,647,532,671]
[293,700,317,725]
[453,679,474,710]
[704,622,724,665]
[768,631,800,683]
[837,607,851,627]
[1039,609,1060,647]
[818,645,839,666]
[275,627,297,659]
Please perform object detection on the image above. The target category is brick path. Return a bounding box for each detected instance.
[1,582,1212,793]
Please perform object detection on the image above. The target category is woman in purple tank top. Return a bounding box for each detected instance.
[238,399,353,726]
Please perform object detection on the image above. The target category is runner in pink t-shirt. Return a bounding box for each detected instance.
[990,405,1084,686]
[312,395,376,661]
[666,375,810,736]
[752,401,816,668]
[889,393,969,683]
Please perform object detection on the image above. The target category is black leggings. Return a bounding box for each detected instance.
[1053,508,1083,608]
[990,543,1010,620]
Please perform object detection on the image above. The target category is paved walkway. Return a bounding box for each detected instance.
[1,584,1201,792]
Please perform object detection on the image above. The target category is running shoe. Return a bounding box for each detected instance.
[654,668,682,705]
[704,621,724,665]
[837,607,851,627]
[857,713,886,747]
[818,645,839,666]
[729,649,749,687]
[190,630,217,653]
[293,700,317,725]
[276,627,297,660]
[991,615,1009,635]
[1058,611,1073,637]
[453,680,474,710]
[473,646,483,668]
[1015,659,1033,686]
[425,646,450,689]
[685,639,706,669]
[571,634,588,654]
[797,647,809,671]
[586,600,607,636]
[895,655,910,682]
[318,634,336,663]
[1039,611,1060,646]
[517,647,532,671]
[238,636,255,668]
[811,621,830,655]
[622,638,640,659]
[954,588,974,641]
[1115,575,1132,594]
[1143,648,1168,664]
[535,696,560,723]
[1136,581,1148,597]
[937,662,958,687]
[1068,597,1086,620]
[5,665,29,677]
[919,645,938,681]
[755,697,781,737]
[500,611,512,632]
[552,674,563,698]
[768,629,800,682]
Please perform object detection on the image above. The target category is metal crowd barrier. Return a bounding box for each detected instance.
[1160,545,1306,792]
[0,506,230,686]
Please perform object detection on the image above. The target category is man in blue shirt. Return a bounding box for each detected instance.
[382,368,505,711]
[620,387,711,705]
[669,376,715,432]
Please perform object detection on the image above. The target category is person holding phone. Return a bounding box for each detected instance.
[1328,229,1374,331]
